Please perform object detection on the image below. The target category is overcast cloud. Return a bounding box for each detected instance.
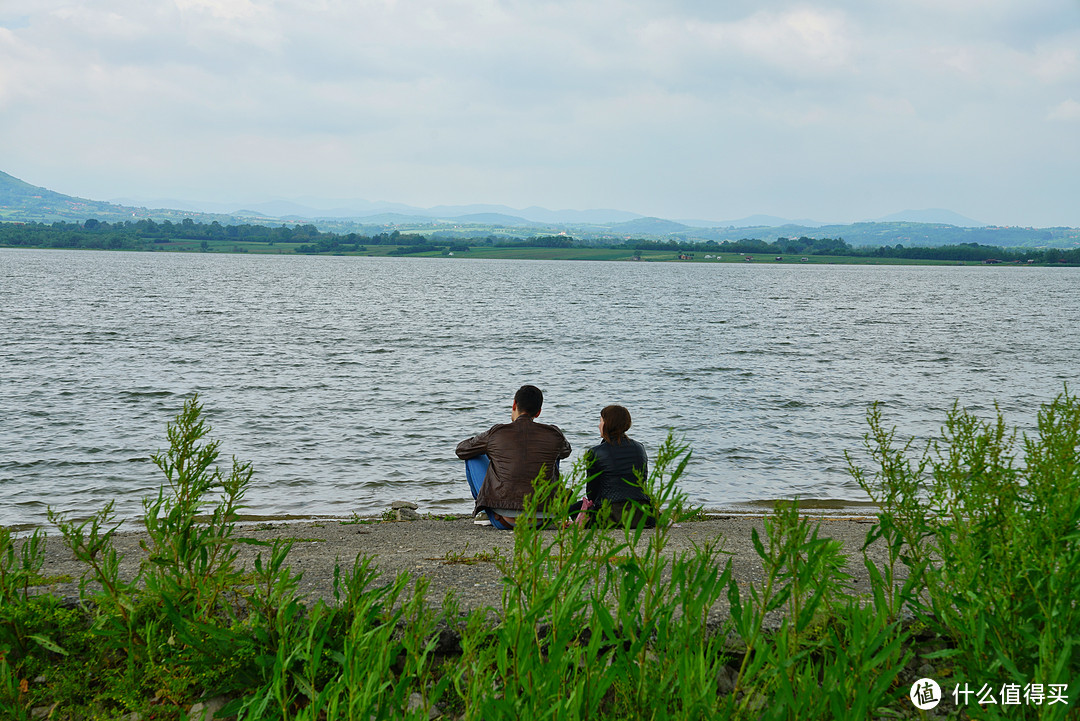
[2,0,1078,225]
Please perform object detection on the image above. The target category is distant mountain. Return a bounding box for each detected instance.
[512,206,642,224]
[690,221,1080,249]
[4,170,1076,249]
[0,170,140,222]
[421,203,641,224]
[107,193,644,226]
[334,212,441,226]
[0,171,235,224]
[287,197,419,216]
[239,199,434,219]
[110,196,242,214]
[234,200,339,218]
[446,213,536,227]
[874,208,985,227]
[108,195,420,219]
[323,202,642,225]
[722,214,828,229]
[1,170,60,200]
[424,203,536,220]
[609,217,690,235]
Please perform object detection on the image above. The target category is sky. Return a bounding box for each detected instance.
[2,0,1079,227]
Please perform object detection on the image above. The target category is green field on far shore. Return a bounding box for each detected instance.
[139,239,1033,266]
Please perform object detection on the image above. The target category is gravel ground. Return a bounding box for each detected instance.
[31,513,892,619]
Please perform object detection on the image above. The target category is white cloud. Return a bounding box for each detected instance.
[0,29,16,103]
[1048,99,1080,121]
[175,0,260,21]
[724,8,854,70]
[0,24,45,108]
[1,0,1079,225]
[1033,43,1080,83]
[637,7,856,83]
[51,7,147,38]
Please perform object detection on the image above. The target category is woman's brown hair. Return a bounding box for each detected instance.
[601,405,632,444]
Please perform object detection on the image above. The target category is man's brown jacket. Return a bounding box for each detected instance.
[456,415,572,515]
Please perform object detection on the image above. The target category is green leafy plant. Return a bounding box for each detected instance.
[438,543,503,565]
[9,391,1077,719]
[725,499,909,720]
[676,505,710,522]
[851,388,1080,719]
[141,392,262,621]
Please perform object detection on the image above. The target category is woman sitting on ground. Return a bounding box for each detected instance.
[572,404,656,528]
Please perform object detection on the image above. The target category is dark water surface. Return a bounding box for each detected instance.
[2,248,1077,527]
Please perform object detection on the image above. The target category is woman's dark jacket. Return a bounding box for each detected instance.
[585,437,650,504]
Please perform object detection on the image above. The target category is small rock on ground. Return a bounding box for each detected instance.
[189,695,231,721]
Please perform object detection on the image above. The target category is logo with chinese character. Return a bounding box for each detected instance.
[911,678,942,710]
[952,682,1070,707]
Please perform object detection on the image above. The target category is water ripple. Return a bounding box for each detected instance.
[2,250,1078,526]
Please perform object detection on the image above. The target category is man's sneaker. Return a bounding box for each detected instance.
[473,512,492,526]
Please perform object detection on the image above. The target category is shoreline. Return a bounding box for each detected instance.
[31,514,891,616]
[4,243,1074,267]
[6,501,883,535]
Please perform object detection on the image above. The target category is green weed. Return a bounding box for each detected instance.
[851,388,1080,719]
[4,392,1077,718]
[436,544,503,565]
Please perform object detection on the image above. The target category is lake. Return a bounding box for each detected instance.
[1,248,1076,527]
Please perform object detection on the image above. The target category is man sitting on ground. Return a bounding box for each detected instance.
[457,385,572,529]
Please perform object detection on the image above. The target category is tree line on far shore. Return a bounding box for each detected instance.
[630,237,1080,264]
[2,218,1078,264]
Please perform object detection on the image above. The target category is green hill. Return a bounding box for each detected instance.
[609,216,690,235]
[1,170,142,222]
[0,171,234,225]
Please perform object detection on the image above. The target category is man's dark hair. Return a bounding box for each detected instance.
[514,385,544,417]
